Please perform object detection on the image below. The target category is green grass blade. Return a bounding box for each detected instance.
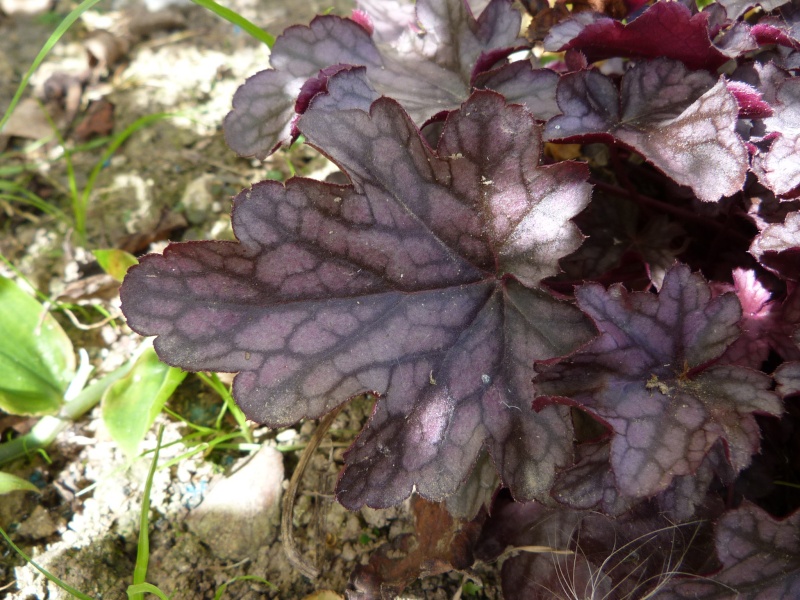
[75,112,174,241]
[0,0,104,133]
[196,372,251,442]
[189,0,275,47]
[130,425,164,600]
[0,524,96,600]
[126,583,171,600]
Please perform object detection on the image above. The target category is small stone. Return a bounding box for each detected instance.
[187,445,284,560]
[15,506,59,539]
[180,174,218,225]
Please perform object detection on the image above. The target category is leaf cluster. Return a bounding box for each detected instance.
[120,0,800,597]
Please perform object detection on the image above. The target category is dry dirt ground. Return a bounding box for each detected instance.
[0,1,501,598]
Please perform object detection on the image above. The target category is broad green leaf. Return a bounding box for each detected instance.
[93,249,139,282]
[0,471,40,495]
[101,347,186,458]
[0,276,75,415]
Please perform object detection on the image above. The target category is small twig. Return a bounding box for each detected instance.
[281,403,347,580]
[61,307,120,330]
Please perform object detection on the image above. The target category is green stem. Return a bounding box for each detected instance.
[130,426,163,599]
[189,0,275,47]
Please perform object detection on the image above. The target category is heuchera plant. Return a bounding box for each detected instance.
[121,0,800,597]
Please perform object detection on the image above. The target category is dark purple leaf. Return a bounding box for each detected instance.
[553,440,730,521]
[750,211,800,281]
[659,502,800,599]
[223,0,523,159]
[715,22,759,58]
[477,492,718,600]
[473,61,560,121]
[717,0,791,20]
[551,441,636,516]
[754,77,800,196]
[473,491,592,600]
[543,2,730,71]
[544,59,748,202]
[121,72,595,510]
[533,264,783,499]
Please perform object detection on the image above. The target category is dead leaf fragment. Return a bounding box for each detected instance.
[347,497,484,599]
[73,98,115,142]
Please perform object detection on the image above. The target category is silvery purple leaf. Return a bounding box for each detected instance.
[776,362,800,398]
[224,0,523,159]
[122,73,594,510]
[755,77,800,196]
[750,211,800,281]
[544,59,748,202]
[533,264,783,499]
[659,503,800,599]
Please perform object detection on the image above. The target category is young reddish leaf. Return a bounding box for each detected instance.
[544,59,748,202]
[223,0,523,159]
[121,72,595,510]
[719,271,800,368]
[750,211,800,281]
[660,503,800,599]
[533,264,783,499]
[726,80,773,119]
[755,77,800,196]
[543,2,730,71]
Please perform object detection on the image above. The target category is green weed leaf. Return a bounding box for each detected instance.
[0,471,40,495]
[101,347,186,458]
[0,276,75,416]
[93,249,139,282]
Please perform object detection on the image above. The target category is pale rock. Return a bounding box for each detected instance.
[187,444,284,560]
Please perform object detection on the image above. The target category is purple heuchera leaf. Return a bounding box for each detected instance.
[533,263,783,499]
[755,77,800,196]
[543,2,730,71]
[544,58,748,202]
[718,0,792,21]
[223,0,524,159]
[775,361,800,398]
[121,70,595,510]
[472,61,560,121]
[660,502,800,599]
[551,441,636,516]
[750,210,800,281]
[553,440,731,521]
